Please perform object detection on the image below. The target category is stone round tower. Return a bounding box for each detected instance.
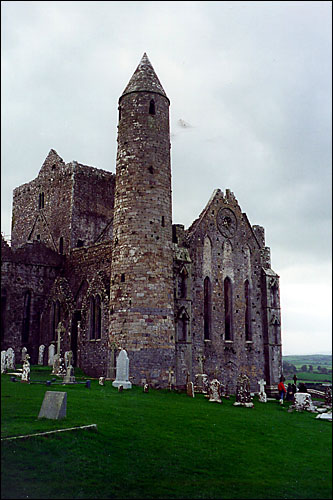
[109,53,175,387]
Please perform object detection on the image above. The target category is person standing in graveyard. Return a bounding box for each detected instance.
[286,383,294,401]
[278,377,287,405]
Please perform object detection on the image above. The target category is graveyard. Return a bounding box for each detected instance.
[1,361,332,500]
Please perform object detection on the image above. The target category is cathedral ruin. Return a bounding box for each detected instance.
[1,53,282,394]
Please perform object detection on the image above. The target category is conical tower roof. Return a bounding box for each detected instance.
[120,53,168,101]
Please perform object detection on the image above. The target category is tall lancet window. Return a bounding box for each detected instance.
[52,300,61,341]
[149,99,155,115]
[244,279,252,341]
[89,296,96,340]
[224,277,233,340]
[204,276,212,340]
[22,290,31,343]
[95,295,102,340]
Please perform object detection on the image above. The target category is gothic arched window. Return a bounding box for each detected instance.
[89,296,95,340]
[245,279,252,341]
[22,290,31,343]
[52,300,61,341]
[224,277,233,340]
[177,310,188,342]
[95,295,102,340]
[204,276,211,340]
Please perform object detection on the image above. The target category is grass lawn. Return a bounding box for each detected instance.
[1,367,332,499]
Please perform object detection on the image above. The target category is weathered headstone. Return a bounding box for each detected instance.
[99,377,105,386]
[233,373,254,407]
[258,378,267,403]
[143,383,149,393]
[21,346,27,363]
[208,379,222,403]
[112,349,132,389]
[6,348,15,370]
[38,344,45,365]
[186,381,195,398]
[64,350,71,369]
[38,391,67,419]
[1,350,7,373]
[63,352,75,383]
[21,354,30,383]
[167,367,175,390]
[48,344,55,366]
[292,392,317,412]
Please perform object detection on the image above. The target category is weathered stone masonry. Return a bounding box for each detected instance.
[1,53,282,393]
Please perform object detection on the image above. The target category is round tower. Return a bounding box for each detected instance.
[109,53,175,387]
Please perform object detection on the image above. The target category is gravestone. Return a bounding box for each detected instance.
[1,350,7,373]
[194,373,209,394]
[63,352,75,383]
[64,351,71,369]
[187,381,195,398]
[21,346,27,362]
[258,378,267,403]
[99,377,105,386]
[234,373,254,407]
[292,392,317,412]
[208,379,222,403]
[48,344,55,366]
[21,354,30,383]
[38,391,67,419]
[167,367,175,390]
[112,349,132,389]
[143,383,149,393]
[6,348,15,370]
[38,344,45,365]
[118,385,124,392]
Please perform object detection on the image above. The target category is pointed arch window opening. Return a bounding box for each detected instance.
[177,310,189,342]
[244,279,252,341]
[90,295,102,340]
[204,276,212,340]
[22,290,31,344]
[149,99,156,115]
[224,277,233,341]
[271,284,279,308]
[52,300,61,341]
[59,237,64,255]
[1,288,7,342]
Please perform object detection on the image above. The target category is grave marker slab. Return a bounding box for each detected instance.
[112,349,132,389]
[38,391,67,419]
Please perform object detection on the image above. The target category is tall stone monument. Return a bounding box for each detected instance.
[112,349,132,389]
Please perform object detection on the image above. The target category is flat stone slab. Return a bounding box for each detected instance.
[38,391,67,419]
[316,412,332,421]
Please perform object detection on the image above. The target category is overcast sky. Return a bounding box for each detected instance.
[1,1,332,356]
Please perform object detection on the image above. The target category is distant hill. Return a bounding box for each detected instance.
[283,354,332,369]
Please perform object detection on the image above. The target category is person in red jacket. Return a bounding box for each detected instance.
[278,377,287,405]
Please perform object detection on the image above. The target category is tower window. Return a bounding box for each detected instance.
[161,216,165,227]
[149,99,155,115]
[77,240,84,248]
[121,273,125,282]
[38,192,44,209]
[118,105,122,122]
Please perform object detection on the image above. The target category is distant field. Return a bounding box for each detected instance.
[283,354,332,370]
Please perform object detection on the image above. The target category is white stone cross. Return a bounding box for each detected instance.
[56,322,66,355]
[258,379,266,393]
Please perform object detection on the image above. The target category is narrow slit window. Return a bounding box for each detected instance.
[121,273,125,283]
[161,216,165,227]
[22,291,31,343]
[59,237,64,255]
[90,296,95,339]
[224,277,233,340]
[149,99,155,115]
[204,276,211,340]
[245,280,252,341]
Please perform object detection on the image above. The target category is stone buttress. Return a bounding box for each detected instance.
[109,54,176,387]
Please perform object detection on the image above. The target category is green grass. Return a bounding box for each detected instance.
[1,367,332,499]
[283,355,332,370]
